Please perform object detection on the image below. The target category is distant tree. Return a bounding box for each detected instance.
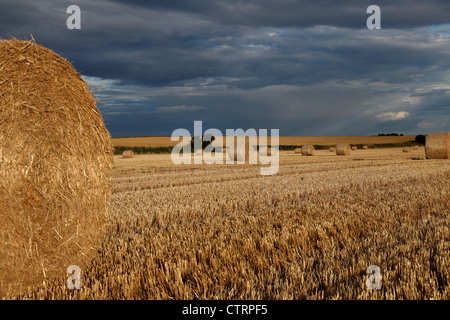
[415,134,426,145]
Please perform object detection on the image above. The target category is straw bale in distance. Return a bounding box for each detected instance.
[329,147,336,152]
[227,140,249,162]
[0,39,113,296]
[122,150,134,158]
[259,146,278,157]
[413,145,419,150]
[336,143,351,156]
[363,145,368,150]
[403,146,411,153]
[301,144,315,156]
[425,132,450,159]
[352,146,357,150]
[294,148,302,154]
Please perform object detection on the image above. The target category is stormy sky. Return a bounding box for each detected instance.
[1,0,450,137]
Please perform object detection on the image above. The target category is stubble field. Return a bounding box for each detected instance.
[111,135,416,148]
[6,145,450,300]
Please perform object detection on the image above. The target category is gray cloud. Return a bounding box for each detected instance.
[1,0,449,136]
[376,111,411,121]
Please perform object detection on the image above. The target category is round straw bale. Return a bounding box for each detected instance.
[0,39,113,296]
[351,146,357,150]
[301,144,315,156]
[403,146,411,153]
[425,132,450,159]
[294,148,302,154]
[259,146,278,157]
[336,143,351,156]
[122,150,134,158]
[413,145,419,150]
[329,147,336,152]
[363,145,368,150]
[227,140,249,162]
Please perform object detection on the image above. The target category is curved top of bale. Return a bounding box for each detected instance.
[0,38,112,158]
[0,38,113,296]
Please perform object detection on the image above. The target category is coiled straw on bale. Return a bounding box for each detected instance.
[122,150,134,158]
[336,143,351,156]
[301,144,315,156]
[0,39,113,296]
[425,132,450,159]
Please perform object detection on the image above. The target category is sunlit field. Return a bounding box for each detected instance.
[6,146,449,299]
[111,136,416,148]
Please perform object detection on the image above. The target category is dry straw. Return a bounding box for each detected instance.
[329,147,336,152]
[425,132,450,159]
[336,143,351,156]
[294,148,302,154]
[301,144,315,156]
[122,150,134,158]
[413,145,419,150]
[351,146,357,151]
[0,38,113,296]
[363,145,368,150]
[403,146,411,153]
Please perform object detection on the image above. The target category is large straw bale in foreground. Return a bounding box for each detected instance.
[336,143,351,156]
[425,132,450,159]
[0,39,113,296]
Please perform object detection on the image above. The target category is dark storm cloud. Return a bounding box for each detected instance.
[1,0,449,136]
[111,0,450,28]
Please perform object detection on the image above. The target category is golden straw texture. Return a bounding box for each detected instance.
[0,39,113,296]
[425,132,449,159]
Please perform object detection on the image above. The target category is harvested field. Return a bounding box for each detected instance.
[112,136,416,148]
[3,147,449,300]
